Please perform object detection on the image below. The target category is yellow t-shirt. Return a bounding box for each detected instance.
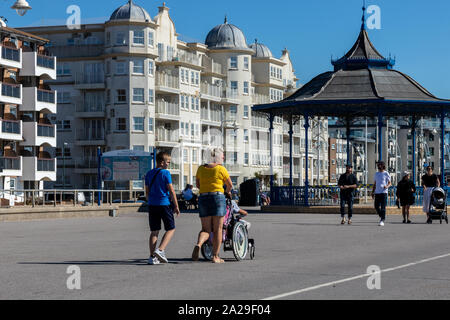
[196,165,230,194]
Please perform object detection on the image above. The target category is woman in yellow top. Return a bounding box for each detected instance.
[192,147,233,264]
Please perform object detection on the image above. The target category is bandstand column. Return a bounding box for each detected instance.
[412,116,417,185]
[441,110,446,186]
[269,114,274,190]
[304,114,310,206]
[346,118,351,165]
[378,111,383,162]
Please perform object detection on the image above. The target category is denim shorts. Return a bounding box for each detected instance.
[198,193,226,218]
[148,205,175,231]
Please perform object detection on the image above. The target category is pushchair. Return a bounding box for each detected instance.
[428,187,449,224]
[201,199,255,261]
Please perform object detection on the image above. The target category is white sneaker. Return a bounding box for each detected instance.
[154,249,168,263]
[379,220,385,226]
[148,257,160,265]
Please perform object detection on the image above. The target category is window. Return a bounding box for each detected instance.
[116,61,127,75]
[133,88,144,103]
[429,134,435,142]
[106,89,111,104]
[148,89,154,104]
[192,150,198,163]
[191,123,195,137]
[116,89,127,103]
[244,153,249,165]
[194,72,199,85]
[106,61,111,75]
[116,118,126,131]
[243,57,249,70]
[148,31,154,47]
[133,30,145,45]
[430,147,435,156]
[133,60,144,74]
[243,105,249,118]
[106,32,111,45]
[148,60,154,76]
[244,129,249,142]
[229,105,237,120]
[148,118,154,132]
[133,145,145,151]
[116,32,126,45]
[133,117,144,131]
[231,81,238,92]
[195,98,199,111]
[57,91,71,104]
[230,56,238,69]
[183,149,188,162]
[57,62,71,76]
[243,81,249,95]
[180,95,185,110]
[191,71,195,84]
[191,97,195,111]
[180,69,185,83]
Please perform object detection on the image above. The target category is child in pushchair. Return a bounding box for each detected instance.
[201,195,255,261]
[428,187,449,224]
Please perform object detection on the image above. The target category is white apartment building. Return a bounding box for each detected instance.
[0,18,57,205]
[20,0,328,190]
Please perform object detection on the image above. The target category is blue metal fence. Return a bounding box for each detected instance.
[270,186,450,207]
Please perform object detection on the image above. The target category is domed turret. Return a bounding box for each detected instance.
[250,40,273,58]
[205,17,249,50]
[109,0,152,22]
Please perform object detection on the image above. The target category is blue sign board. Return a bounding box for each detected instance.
[101,150,153,182]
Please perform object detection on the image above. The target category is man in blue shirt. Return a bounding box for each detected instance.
[145,152,180,265]
[372,161,392,226]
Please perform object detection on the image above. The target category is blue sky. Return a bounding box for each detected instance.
[3,0,450,98]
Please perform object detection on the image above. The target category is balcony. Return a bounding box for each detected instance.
[252,93,270,105]
[225,164,241,173]
[22,87,57,114]
[0,119,22,141]
[74,72,105,90]
[21,52,56,79]
[202,57,225,76]
[222,88,240,104]
[75,129,106,146]
[75,103,106,118]
[22,157,56,181]
[21,122,56,147]
[156,100,180,120]
[155,72,180,94]
[200,83,222,101]
[0,156,22,177]
[0,82,22,105]
[155,128,179,147]
[74,159,98,174]
[0,45,22,69]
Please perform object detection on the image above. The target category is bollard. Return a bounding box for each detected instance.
[32,191,35,208]
[109,209,117,217]
[54,190,56,207]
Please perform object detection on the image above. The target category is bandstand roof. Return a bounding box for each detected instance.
[253,12,450,118]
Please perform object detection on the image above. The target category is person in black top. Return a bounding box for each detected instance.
[396,172,416,224]
[338,165,358,225]
[422,166,440,223]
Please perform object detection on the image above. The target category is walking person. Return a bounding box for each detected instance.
[145,152,180,265]
[422,166,440,224]
[338,164,358,225]
[396,172,416,224]
[372,161,391,226]
[191,147,233,264]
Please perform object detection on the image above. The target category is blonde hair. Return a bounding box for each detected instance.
[204,147,224,165]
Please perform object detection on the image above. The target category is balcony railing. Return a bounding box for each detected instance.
[201,83,222,98]
[1,46,20,62]
[156,72,180,89]
[37,158,55,172]
[1,120,21,134]
[252,93,270,105]
[0,157,21,171]
[37,54,55,69]
[75,103,105,113]
[156,129,179,143]
[202,56,224,75]
[176,52,200,66]
[75,72,105,85]
[76,129,105,141]
[37,124,55,137]
[156,100,180,116]
[223,88,239,100]
[1,83,21,98]
[37,89,55,104]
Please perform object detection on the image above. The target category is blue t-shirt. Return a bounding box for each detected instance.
[145,168,172,206]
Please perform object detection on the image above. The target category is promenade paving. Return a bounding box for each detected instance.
[0,212,449,300]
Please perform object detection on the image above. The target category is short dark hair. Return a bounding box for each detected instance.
[156,151,170,164]
[346,164,353,168]
[427,166,433,171]
[377,161,386,170]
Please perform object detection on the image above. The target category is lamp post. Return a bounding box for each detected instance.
[11,0,32,16]
[62,142,68,189]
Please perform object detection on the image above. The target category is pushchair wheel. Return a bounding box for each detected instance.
[248,239,255,260]
[201,241,213,261]
[446,217,449,224]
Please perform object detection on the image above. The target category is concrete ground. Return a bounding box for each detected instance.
[0,212,449,300]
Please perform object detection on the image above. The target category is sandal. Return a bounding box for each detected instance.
[212,257,225,264]
[192,245,200,261]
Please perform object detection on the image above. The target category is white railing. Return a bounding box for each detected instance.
[156,100,180,116]
[156,128,179,143]
[156,72,180,89]
[201,82,222,98]
[252,93,270,105]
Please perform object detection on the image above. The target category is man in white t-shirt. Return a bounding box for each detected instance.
[372,161,392,226]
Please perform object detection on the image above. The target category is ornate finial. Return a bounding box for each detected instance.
[163,2,166,6]
[255,38,258,44]
[361,0,366,30]
[224,15,227,24]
